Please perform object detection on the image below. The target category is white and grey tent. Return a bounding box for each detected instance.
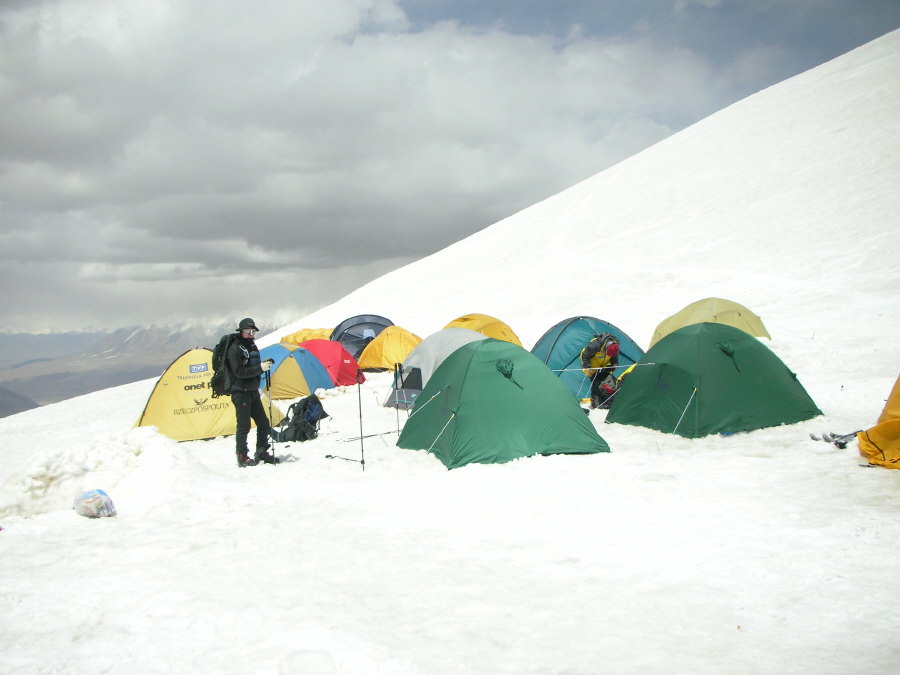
[384,327,487,410]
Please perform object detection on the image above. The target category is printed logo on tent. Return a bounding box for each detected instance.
[172,400,231,416]
[190,363,209,373]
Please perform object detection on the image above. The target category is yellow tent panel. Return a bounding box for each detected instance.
[135,348,283,442]
[649,297,771,348]
[280,328,332,345]
[357,326,422,371]
[444,313,522,346]
[858,374,900,469]
[875,373,900,425]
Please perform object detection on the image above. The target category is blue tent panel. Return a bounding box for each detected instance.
[531,316,645,400]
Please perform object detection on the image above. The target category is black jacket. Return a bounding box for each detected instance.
[226,334,264,393]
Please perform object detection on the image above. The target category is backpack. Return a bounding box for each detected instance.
[210,333,236,398]
[271,395,329,443]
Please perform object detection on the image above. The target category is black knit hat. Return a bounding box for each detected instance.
[237,317,259,331]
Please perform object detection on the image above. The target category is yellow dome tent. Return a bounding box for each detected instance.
[858,374,900,469]
[135,348,283,441]
[649,297,771,348]
[357,326,423,371]
[280,328,332,345]
[444,313,522,346]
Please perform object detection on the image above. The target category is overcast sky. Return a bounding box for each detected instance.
[2,0,898,333]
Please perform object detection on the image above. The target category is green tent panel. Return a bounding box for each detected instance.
[607,323,821,438]
[397,339,610,469]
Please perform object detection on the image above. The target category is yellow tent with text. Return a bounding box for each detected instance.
[135,348,283,441]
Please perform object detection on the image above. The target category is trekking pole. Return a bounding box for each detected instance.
[357,368,366,472]
[265,369,277,465]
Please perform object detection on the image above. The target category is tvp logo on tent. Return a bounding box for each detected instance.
[190,363,209,373]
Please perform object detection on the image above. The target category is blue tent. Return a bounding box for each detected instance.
[531,316,644,401]
[258,343,334,399]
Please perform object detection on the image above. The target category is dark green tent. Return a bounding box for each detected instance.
[397,339,610,469]
[607,323,821,438]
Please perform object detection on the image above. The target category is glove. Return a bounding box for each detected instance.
[261,358,274,372]
[583,369,594,379]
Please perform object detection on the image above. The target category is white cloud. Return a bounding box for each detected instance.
[0,0,869,330]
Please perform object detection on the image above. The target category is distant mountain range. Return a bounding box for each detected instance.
[0,385,39,417]
[0,322,272,415]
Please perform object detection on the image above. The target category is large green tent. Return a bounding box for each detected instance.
[607,323,821,438]
[397,339,610,469]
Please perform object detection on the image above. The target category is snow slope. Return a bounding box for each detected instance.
[0,29,898,675]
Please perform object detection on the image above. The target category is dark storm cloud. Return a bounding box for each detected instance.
[1,0,896,331]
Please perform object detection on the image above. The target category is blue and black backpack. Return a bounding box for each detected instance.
[271,394,329,442]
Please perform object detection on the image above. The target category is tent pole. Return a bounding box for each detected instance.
[357,368,366,472]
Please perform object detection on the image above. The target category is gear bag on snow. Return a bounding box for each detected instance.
[210,333,236,398]
[270,394,329,442]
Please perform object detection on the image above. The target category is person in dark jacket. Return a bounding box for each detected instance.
[580,332,621,409]
[227,317,276,467]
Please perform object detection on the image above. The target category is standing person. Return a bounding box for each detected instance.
[227,317,276,467]
[581,333,621,409]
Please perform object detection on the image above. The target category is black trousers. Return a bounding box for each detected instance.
[231,389,270,453]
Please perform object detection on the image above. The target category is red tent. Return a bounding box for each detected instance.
[300,340,364,386]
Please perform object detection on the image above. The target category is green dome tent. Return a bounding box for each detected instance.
[607,323,821,438]
[397,339,610,469]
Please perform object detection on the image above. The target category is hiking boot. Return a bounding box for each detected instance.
[237,452,259,468]
[254,444,278,465]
